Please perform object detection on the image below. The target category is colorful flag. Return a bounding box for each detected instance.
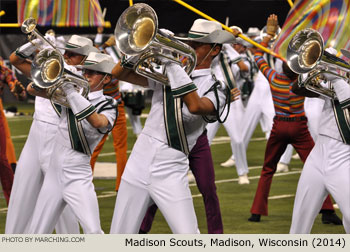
[17,0,105,27]
[273,0,350,59]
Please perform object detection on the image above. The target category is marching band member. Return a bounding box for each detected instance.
[109,16,235,233]
[6,34,99,233]
[248,14,339,224]
[91,28,128,192]
[207,33,250,184]
[0,58,26,205]
[27,52,118,234]
[0,57,26,173]
[94,28,144,137]
[290,48,350,233]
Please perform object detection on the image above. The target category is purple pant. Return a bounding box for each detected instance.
[139,130,223,233]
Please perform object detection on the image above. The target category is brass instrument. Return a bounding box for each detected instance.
[287,28,350,99]
[21,17,89,107]
[114,3,197,85]
[30,49,89,107]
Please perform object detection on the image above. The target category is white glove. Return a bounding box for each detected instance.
[61,82,77,96]
[332,78,350,103]
[15,38,43,58]
[64,63,79,75]
[16,34,56,58]
[166,62,194,91]
[325,47,338,55]
[159,28,174,37]
[65,88,95,120]
[323,47,341,81]
[41,34,56,49]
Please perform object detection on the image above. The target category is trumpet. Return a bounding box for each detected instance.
[21,17,89,107]
[287,28,350,99]
[21,17,56,49]
[114,3,197,85]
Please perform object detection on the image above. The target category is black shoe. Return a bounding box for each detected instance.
[248,214,261,222]
[138,229,148,234]
[322,212,342,225]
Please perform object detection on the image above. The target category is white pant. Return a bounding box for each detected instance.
[206,99,248,176]
[28,143,102,234]
[5,119,79,234]
[110,133,199,234]
[241,74,274,148]
[290,135,350,233]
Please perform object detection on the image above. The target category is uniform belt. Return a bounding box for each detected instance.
[274,116,307,122]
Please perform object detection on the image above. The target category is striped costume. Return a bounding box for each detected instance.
[249,42,335,218]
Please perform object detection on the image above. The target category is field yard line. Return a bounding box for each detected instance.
[6,117,33,121]
[268,194,295,200]
[192,193,295,200]
[97,191,117,198]
[211,136,266,145]
[9,136,266,143]
[190,170,302,186]
[88,137,266,157]
[10,135,29,139]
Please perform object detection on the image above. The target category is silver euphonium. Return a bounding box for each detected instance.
[21,17,89,107]
[114,3,197,85]
[287,28,350,99]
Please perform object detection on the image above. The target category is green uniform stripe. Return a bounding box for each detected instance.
[219,53,236,89]
[51,101,62,117]
[75,105,96,121]
[15,49,30,59]
[67,108,92,155]
[163,86,189,155]
[340,98,350,109]
[67,109,85,153]
[171,83,197,98]
[332,99,350,145]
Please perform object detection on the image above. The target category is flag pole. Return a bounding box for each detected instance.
[172,0,285,61]
[287,0,294,8]
[129,0,133,6]
[0,23,20,27]
[0,10,5,17]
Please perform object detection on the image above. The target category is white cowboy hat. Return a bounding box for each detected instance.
[77,52,115,74]
[177,19,235,44]
[246,27,260,37]
[60,35,99,56]
[235,35,253,48]
[341,49,350,59]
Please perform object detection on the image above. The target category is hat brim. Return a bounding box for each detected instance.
[57,45,100,56]
[176,30,236,44]
[76,61,116,74]
[341,49,350,59]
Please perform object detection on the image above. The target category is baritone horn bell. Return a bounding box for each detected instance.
[21,17,90,107]
[287,28,350,99]
[114,3,197,85]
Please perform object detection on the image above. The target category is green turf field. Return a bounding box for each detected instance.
[0,102,345,234]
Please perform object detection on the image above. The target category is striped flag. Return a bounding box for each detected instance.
[17,0,105,27]
[273,0,350,59]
